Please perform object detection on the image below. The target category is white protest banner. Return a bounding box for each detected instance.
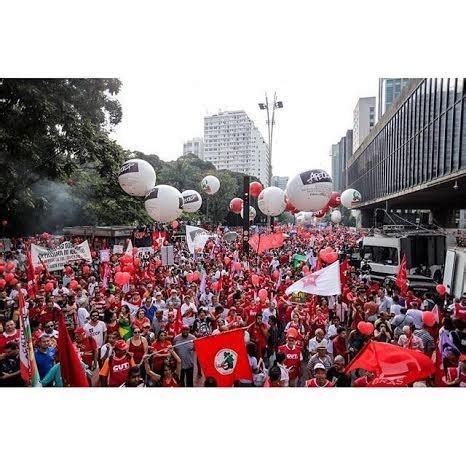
[100,249,110,263]
[113,245,124,254]
[31,241,92,272]
[185,225,211,255]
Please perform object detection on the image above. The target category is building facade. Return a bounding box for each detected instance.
[203,110,270,186]
[183,137,204,159]
[353,97,376,152]
[378,78,410,120]
[347,78,466,226]
[272,176,289,190]
[330,129,353,192]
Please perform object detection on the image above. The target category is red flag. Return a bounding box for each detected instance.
[173,307,184,335]
[152,230,168,250]
[396,254,408,297]
[57,311,89,387]
[26,247,37,299]
[339,258,349,286]
[249,232,284,254]
[345,341,434,385]
[194,329,253,387]
[433,346,447,387]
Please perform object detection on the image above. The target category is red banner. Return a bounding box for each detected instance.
[194,329,252,387]
[249,232,284,254]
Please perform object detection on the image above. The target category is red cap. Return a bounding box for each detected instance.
[286,328,298,339]
[114,340,129,351]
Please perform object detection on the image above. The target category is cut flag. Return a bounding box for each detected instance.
[345,341,434,385]
[185,225,211,255]
[194,329,253,387]
[57,311,89,387]
[18,292,41,387]
[249,232,284,254]
[396,254,408,297]
[285,260,341,297]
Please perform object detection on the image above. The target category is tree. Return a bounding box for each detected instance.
[0,78,124,232]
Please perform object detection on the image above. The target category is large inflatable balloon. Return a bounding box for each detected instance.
[118,159,156,197]
[240,206,256,221]
[286,169,333,211]
[229,198,243,214]
[145,185,184,222]
[313,205,329,218]
[330,210,342,224]
[249,181,263,198]
[341,188,362,209]
[257,187,286,216]
[328,191,341,208]
[181,190,202,213]
[201,175,220,195]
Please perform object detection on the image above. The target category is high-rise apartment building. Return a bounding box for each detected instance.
[330,129,352,193]
[353,97,376,152]
[378,78,410,120]
[203,110,270,186]
[183,137,204,159]
[272,176,289,190]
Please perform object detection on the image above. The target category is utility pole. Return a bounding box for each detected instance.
[242,175,251,256]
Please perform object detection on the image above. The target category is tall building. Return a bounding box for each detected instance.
[330,129,352,192]
[203,110,270,186]
[272,176,289,190]
[183,137,204,159]
[353,97,376,152]
[378,78,410,120]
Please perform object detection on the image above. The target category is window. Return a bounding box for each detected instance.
[363,246,399,265]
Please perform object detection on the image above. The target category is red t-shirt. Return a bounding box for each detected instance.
[3,330,20,346]
[305,379,334,387]
[454,303,466,321]
[78,336,97,367]
[151,340,171,371]
[162,377,179,387]
[278,344,301,380]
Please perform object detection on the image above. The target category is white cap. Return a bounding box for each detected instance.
[314,363,326,371]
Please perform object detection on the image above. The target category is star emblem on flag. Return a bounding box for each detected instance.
[154,232,165,249]
[303,273,317,287]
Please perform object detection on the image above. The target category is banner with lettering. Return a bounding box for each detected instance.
[31,240,92,272]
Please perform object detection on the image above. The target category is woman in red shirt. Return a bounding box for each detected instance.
[128,325,148,365]
[150,330,171,374]
[133,309,150,330]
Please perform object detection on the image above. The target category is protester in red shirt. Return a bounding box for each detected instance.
[278,328,302,387]
[75,327,97,370]
[305,363,334,387]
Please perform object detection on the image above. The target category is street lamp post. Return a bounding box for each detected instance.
[258,92,283,188]
[258,92,283,228]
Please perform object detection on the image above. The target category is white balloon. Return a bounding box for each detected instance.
[330,210,342,224]
[240,206,256,221]
[257,187,287,216]
[201,175,220,195]
[286,169,333,211]
[341,189,362,209]
[144,185,183,222]
[181,190,203,213]
[118,159,156,197]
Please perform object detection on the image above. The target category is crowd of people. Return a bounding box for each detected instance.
[1,223,465,388]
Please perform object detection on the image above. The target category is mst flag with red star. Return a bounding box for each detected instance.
[194,329,252,387]
[285,260,341,296]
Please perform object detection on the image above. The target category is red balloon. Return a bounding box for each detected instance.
[44,282,54,293]
[114,272,124,285]
[82,265,91,275]
[0,279,6,289]
[69,280,79,290]
[172,220,179,229]
[114,265,121,273]
[258,288,268,302]
[422,311,436,327]
[9,278,18,286]
[435,284,446,296]
[249,181,263,198]
[193,271,200,282]
[4,272,15,283]
[357,321,374,336]
[64,266,73,275]
[133,258,141,268]
[0,265,4,274]
[186,273,194,283]
[251,274,260,287]
[328,192,341,208]
[122,272,131,284]
[229,198,243,214]
[123,264,135,274]
[120,255,132,265]
[6,261,16,272]
[234,262,242,272]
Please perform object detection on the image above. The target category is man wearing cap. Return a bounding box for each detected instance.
[180,295,197,328]
[307,328,328,357]
[99,339,135,387]
[307,342,333,378]
[278,328,302,387]
[326,355,351,387]
[305,363,334,387]
[153,291,167,311]
[166,289,181,308]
